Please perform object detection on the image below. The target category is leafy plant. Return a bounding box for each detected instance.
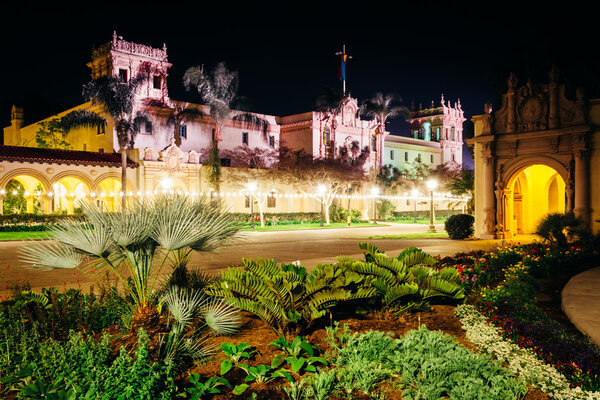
[445,213,475,239]
[342,243,464,314]
[535,212,581,247]
[220,342,257,375]
[270,336,328,374]
[187,374,232,399]
[206,258,375,339]
[19,195,239,342]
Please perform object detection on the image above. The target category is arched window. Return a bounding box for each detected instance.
[371,135,377,152]
[435,127,440,141]
[450,125,456,141]
[422,122,431,141]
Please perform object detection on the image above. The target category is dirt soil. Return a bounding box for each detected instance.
[188,305,549,400]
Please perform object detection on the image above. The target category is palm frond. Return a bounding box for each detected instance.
[60,110,106,133]
[201,297,241,336]
[232,112,270,138]
[18,240,84,269]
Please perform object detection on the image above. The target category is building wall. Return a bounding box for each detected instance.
[383,135,441,171]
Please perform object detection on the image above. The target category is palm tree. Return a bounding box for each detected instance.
[141,98,205,146]
[447,169,475,214]
[315,86,346,158]
[360,92,410,173]
[61,74,150,211]
[183,63,269,191]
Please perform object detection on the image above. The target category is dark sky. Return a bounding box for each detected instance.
[1,2,598,165]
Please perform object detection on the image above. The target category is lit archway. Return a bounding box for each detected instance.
[52,177,91,215]
[95,177,122,212]
[2,176,48,214]
[504,164,566,236]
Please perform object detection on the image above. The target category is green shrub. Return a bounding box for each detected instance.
[205,259,375,339]
[445,214,474,239]
[325,325,527,399]
[0,329,178,399]
[329,204,361,223]
[341,243,464,313]
[535,212,581,247]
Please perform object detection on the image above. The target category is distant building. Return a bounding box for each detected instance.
[2,32,467,216]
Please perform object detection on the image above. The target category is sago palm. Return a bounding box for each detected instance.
[183,63,269,190]
[61,74,150,211]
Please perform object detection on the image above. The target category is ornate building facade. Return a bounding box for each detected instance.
[2,33,467,216]
[469,67,600,238]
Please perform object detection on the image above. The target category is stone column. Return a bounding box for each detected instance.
[481,155,496,239]
[24,194,35,214]
[574,150,590,226]
[0,194,4,215]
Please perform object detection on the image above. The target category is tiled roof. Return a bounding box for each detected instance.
[0,145,138,168]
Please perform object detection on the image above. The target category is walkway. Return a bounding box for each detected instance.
[562,267,600,347]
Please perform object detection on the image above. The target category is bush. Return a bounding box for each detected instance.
[445,214,474,239]
[376,199,395,220]
[535,212,581,247]
[330,204,362,223]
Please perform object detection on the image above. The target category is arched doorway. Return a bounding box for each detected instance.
[504,164,566,236]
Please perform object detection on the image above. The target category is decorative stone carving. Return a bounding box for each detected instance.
[90,169,97,176]
[188,151,200,164]
[45,167,54,174]
[549,137,559,153]
[144,147,159,161]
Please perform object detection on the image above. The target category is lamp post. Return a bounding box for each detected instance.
[411,188,419,223]
[426,179,437,233]
[371,187,379,224]
[247,182,257,230]
[318,184,326,227]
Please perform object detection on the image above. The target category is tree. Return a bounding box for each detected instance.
[183,63,269,191]
[446,169,474,214]
[140,99,205,146]
[61,74,150,211]
[35,118,70,149]
[359,92,409,173]
[278,146,369,224]
[220,146,280,227]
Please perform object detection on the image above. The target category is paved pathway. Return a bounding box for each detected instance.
[0,223,531,298]
[562,267,600,347]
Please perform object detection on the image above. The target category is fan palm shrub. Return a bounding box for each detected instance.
[339,243,464,314]
[535,212,581,247]
[205,259,376,339]
[19,195,240,335]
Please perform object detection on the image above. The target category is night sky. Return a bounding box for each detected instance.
[1,2,597,168]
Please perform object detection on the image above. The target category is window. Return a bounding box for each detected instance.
[98,148,104,153]
[422,122,431,141]
[430,154,434,163]
[153,75,162,89]
[245,195,250,208]
[436,127,440,141]
[242,132,248,145]
[119,69,128,82]
[390,150,394,160]
[450,125,456,141]
[179,125,187,139]
[143,121,153,134]
[267,193,276,208]
[220,158,231,167]
[406,199,410,206]
[212,128,215,141]
[371,136,377,152]
[417,153,422,162]
[452,154,455,162]
[269,135,275,147]
[404,152,408,161]
[83,143,87,151]
[413,130,419,139]
[96,124,105,135]
[323,127,330,145]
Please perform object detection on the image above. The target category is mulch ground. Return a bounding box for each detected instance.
[187,305,549,400]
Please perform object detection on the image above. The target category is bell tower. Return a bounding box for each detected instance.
[406,94,465,167]
[87,31,172,102]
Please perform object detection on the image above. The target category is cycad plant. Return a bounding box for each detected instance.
[19,195,240,332]
[339,243,464,314]
[205,258,375,339]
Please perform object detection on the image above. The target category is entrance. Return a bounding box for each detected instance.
[504,164,565,236]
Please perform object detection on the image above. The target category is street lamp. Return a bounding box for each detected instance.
[426,179,438,232]
[318,184,326,227]
[247,182,257,230]
[411,188,419,223]
[371,186,379,224]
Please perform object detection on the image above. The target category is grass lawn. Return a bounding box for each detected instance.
[0,231,53,241]
[240,221,384,231]
[366,231,449,239]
